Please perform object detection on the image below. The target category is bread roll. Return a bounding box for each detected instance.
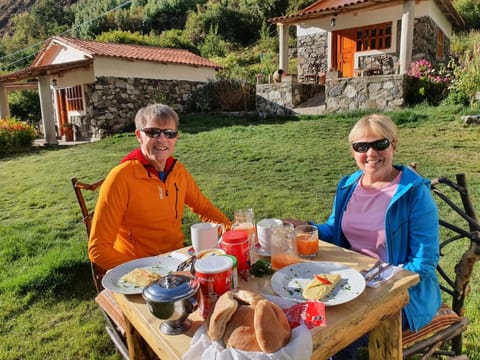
[231,289,264,306]
[254,300,291,353]
[225,326,262,352]
[207,291,238,341]
[223,305,256,345]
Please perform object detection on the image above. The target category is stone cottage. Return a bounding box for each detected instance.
[0,36,222,144]
[257,0,464,117]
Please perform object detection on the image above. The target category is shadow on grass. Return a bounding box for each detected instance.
[179,113,299,134]
[1,109,433,160]
[15,260,97,302]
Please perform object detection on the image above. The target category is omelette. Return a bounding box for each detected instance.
[120,268,162,287]
[302,273,342,300]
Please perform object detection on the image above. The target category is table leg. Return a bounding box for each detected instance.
[125,318,156,360]
[368,310,403,359]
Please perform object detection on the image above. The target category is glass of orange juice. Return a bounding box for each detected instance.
[295,224,319,258]
[270,222,300,270]
[232,208,256,253]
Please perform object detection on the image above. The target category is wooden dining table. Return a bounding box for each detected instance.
[113,241,419,360]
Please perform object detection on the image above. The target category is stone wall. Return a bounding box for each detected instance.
[297,32,328,82]
[256,79,323,118]
[75,76,205,139]
[325,74,406,112]
[412,16,450,66]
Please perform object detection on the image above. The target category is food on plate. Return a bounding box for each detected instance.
[302,273,341,300]
[254,299,291,353]
[231,288,265,306]
[223,305,260,351]
[207,291,239,341]
[120,268,162,287]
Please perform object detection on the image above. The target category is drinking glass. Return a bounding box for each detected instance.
[231,208,256,253]
[295,224,319,258]
[270,222,300,270]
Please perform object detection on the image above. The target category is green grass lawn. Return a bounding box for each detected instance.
[0,105,479,359]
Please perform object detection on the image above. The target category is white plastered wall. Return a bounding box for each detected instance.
[93,57,217,82]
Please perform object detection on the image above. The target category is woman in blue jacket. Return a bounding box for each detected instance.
[310,114,441,359]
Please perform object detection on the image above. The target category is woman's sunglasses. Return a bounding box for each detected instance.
[141,128,178,139]
[352,138,390,153]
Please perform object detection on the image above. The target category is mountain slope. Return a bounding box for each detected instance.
[0,0,38,37]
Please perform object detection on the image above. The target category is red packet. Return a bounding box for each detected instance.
[283,301,327,329]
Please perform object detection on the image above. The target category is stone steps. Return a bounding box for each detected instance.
[293,90,326,115]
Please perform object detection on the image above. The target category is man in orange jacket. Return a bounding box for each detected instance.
[88,104,231,270]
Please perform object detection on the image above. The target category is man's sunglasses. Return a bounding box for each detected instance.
[141,128,178,139]
[352,138,390,153]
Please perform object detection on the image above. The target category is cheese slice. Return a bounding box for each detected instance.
[302,273,341,300]
[120,268,162,287]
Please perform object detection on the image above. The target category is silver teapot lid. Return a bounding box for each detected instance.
[142,274,199,302]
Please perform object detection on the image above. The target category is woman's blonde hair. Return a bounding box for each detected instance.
[348,114,397,146]
[134,103,179,130]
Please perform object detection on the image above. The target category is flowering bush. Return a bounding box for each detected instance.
[406,59,453,105]
[446,50,480,109]
[0,118,38,154]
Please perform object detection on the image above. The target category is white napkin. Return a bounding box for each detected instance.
[182,324,312,360]
[365,263,403,288]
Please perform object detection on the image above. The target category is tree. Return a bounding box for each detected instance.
[142,0,203,33]
[453,0,480,30]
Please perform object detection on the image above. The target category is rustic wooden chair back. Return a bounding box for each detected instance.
[71,176,130,360]
[402,171,479,359]
[71,176,106,292]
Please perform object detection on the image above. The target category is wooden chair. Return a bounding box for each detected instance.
[71,177,130,360]
[402,172,480,359]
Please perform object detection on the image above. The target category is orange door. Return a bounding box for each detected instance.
[334,29,356,78]
[56,89,68,135]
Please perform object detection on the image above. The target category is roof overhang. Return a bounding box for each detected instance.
[0,58,93,84]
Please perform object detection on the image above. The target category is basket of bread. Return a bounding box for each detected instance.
[183,289,313,360]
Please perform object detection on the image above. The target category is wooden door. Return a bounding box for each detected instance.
[56,89,68,135]
[333,29,356,78]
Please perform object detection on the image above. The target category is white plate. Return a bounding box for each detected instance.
[101,255,182,294]
[271,261,366,306]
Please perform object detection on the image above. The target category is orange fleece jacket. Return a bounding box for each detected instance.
[88,156,231,270]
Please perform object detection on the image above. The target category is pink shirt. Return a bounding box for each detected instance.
[341,172,401,261]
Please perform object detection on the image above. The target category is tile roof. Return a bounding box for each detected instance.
[48,36,223,69]
[269,0,370,23]
[301,0,369,14]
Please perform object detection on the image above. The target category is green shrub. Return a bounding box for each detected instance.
[187,79,255,112]
[0,118,38,154]
[446,50,480,109]
[406,59,452,106]
[8,90,42,127]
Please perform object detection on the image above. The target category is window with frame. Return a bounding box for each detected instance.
[437,30,444,59]
[356,22,392,51]
[65,85,84,112]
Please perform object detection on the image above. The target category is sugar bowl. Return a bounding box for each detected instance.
[142,274,199,335]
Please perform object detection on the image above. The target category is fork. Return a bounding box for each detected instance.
[365,263,393,282]
[176,256,196,274]
[360,260,381,279]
